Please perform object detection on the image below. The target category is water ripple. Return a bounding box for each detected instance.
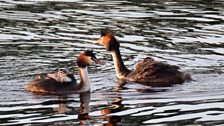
[0,0,224,125]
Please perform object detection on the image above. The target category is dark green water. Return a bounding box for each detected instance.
[0,0,224,125]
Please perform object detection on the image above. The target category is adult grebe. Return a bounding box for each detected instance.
[94,31,191,86]
[25,50,104,94]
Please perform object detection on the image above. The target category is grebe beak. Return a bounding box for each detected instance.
[93,37,103,44]
[91,57,105,65]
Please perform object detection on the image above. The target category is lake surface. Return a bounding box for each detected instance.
[0,0,224,125]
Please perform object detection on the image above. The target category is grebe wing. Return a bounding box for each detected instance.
[126,57,190,84]
[135,57,180,77]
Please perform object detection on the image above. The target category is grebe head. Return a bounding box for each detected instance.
[77,49,104,68]
[95,30,120,51]
[47,69,73,83]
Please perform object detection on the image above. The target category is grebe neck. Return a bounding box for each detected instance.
[79,92,90,115]
[78,67,90,92]
[111,48,130,79]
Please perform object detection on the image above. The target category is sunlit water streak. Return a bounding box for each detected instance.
[0,0,224,125]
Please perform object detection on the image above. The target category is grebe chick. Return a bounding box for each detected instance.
[94,31,191,86]
[25,50,104,94]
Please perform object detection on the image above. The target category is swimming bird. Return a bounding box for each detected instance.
[94,31,191,86]
[25,50,103,94]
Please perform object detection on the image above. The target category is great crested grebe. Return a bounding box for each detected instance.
[94,31,191,86]
[25,50,104,94]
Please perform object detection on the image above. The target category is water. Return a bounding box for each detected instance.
[0,0,224,125]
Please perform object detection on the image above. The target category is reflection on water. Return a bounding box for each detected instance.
[0,0,224,125]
